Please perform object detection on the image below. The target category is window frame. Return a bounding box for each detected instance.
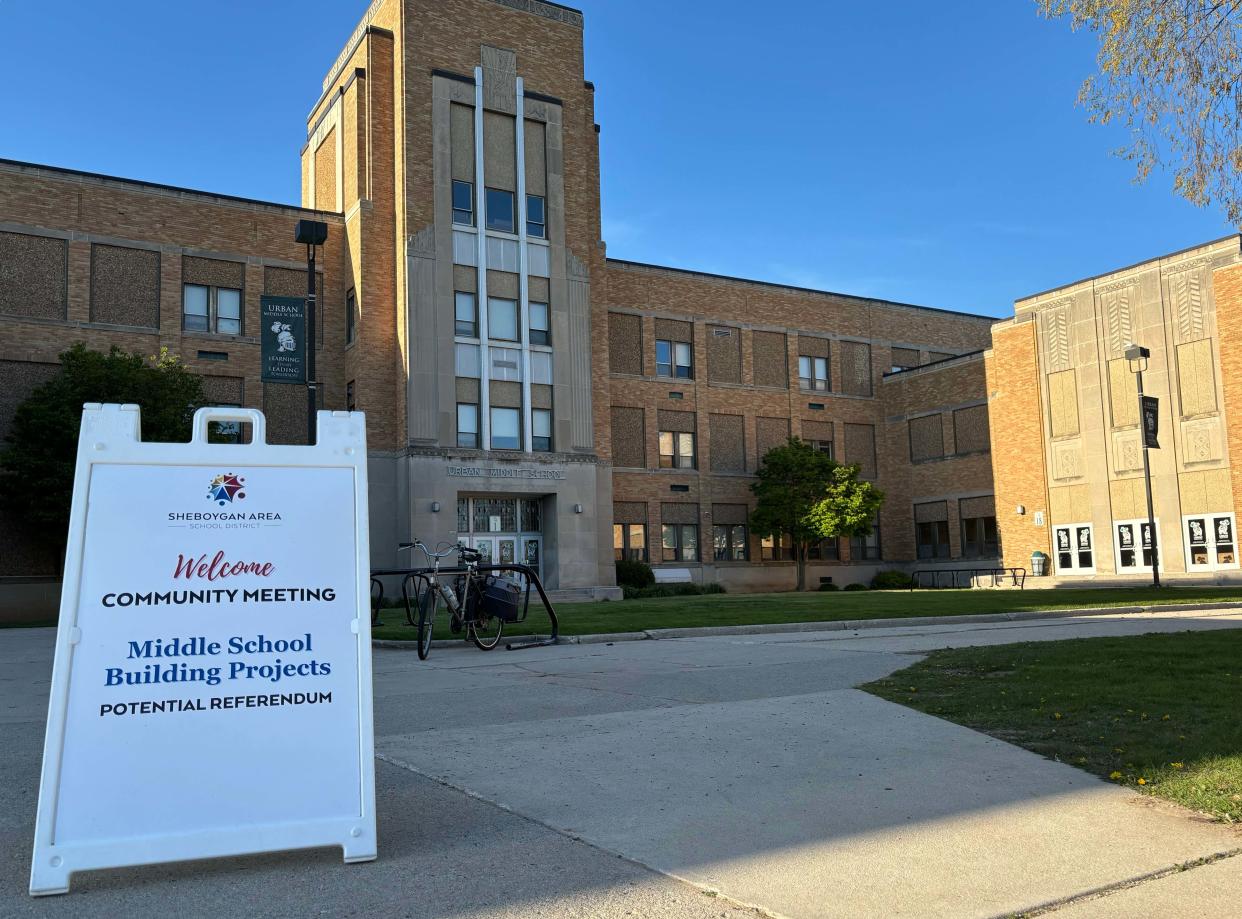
[797,355,829,391]
[345,287,357,345]
[960,515,1000,559]
[455,291,478,338]
[346,380,356,413]
[456,403,479,449]
[850,518,882,561]
[484,187,516,234]
[655,338,693,379]
[916,520,952,560]
[658,430,696,469]
[526,193,547,239]
[712,524,749,561]
[490,406,521,450]
[182,283,243,336]
[614,522,647,562]
[452,180,475,226]
[487,297,519,342]
[661,523,699,563]
[529,301,550,346]
[531,408,552,452]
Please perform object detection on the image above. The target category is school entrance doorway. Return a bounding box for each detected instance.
[456,495,543,579]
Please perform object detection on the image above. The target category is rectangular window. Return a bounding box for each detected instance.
[760,533,792,561]
[488,297,518,341]
[798,355,829,391]
[662,524,698,562]
[961,516,999,558]
[532,408,552,452]
[658,431,696,469]
[530,350,552,385]
[216,287,241,335]
[656,339,693,378]
[811,439,834,459]
[916,520,952,559]
[713,524,748,561]
[529,301,550,345]
[346,287,357,345]
[183,284,209,331]
[457,403,479,448]
[452,180,474,226]
[346,380,356,413]
[485,187,516,233]
[850,517,881,561]
[614,523,647,561]
[807,538,840,561]
[184,284,242,335]
[489,346,522,382]
[490,406,520,450]
[455,291,478,338]
[455,343,481,378]
[526,194,546,238]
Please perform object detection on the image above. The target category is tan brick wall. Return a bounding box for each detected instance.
[1214,262,1242,523]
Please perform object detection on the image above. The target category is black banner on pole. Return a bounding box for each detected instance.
[1141,395,1159,449]
[261,296,307,383]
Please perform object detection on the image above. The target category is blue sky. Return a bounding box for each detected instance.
[0,1,1233,316]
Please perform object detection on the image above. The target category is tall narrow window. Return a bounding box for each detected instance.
[526,194,546,238]
[183,284,209,332]
[452,180,474,226]
[529,301,550,345]
[457,403,479,448]
[658,431,696,469]
[346,380,357,412]
[490,407,520,449]
[851,517,881,561]
[656,339,693,379]
[216,288,241,335]
[530,350,553,385]
[455,291,478,338]
[961,515,999,558]
[346,288,357,345]
[798,355,828,391]
[488,297,518,341]
[485,188,516,233]
[532,408,552,452]
[455,343,481,378]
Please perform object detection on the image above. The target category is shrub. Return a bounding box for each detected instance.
[870,570,913,591]
[818,581,840,591]
[621,582,726,600]
[843,582,869,591]
[615,558,655,589]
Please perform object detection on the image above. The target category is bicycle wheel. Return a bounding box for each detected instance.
[416,588,438,660]
[468,581,503,651]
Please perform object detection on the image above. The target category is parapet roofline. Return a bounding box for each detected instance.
[1016,233,1242,304]
[606,258,999,322]
[0,157,343,219]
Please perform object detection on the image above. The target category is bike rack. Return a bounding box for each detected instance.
[908,567,1027,590]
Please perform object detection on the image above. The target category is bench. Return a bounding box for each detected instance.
[653,567,693,584]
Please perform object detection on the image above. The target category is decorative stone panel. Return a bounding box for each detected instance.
[614,502,648,524]
[751,331,788,388]
[1107,358,1139,428]
[1099,284,1135,359]
[891,346,920,369]
[90,244,159,328]
[914,500,948,523]
[1179,469,1232,514]
[1176,339,1216,417]
[797,335,830,358]
[456,377,480,403]
[0,360,59,441]
[1109,477,1146,520]
[843,423,877,479]
[1112,429,1143,474]
[0,231,66,319]
[608,312,642,375]
[657,409,695,433]
[490,380,521,408]
[1041,302,1072,372]
[959,495,996,519]
[712,503,748,525]
[839,340,872,396]
[1048,370,1080,438]
[653,317,692,342]
[1169,265,1208,343]
[264,381,321,446]
[1182,417,1222,465]
[1051,440,1084,480]
[660,502,699,525]
[609,406,645,468]
[1049,484,1091,524]
[531,384,552,410]
[952,405,990,455]
[755,416,790,461]
[909,413,945,462]
[183,256,244,289]
[200,375,243,405]
[709,414,745,473]
[800,420,834,443]
[707,325,741,384]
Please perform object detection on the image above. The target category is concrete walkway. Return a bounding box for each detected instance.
[3,608,1241,917]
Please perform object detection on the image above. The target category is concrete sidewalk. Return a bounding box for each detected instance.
[3,607,1241,917]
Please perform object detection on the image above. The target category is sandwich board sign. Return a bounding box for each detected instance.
[30,404,376,896]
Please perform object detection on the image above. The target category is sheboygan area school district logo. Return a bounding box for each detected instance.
[207,473,247,506]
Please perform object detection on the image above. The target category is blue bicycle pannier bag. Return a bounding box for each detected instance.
[482,577,522,622]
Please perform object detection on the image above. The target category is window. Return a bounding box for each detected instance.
[1054,524,1095,574]
[526,194,546,238]
[490,346,522,381]
[530,350,552,385]
[851,517,881,561]
[529,301,550,345]
[532,408,552,452]
[916,521,951,559]
[760,533,792,561]
[798,355,829,391]
[346,380,356,412]
[488,297,518,341]
[455,343,481,378]
[456,403,479,448]
[614,523,647,561]
[183,284,242,335]
[490,406,520,449]
[455,292,478,337]
[713,524,748,561]
[656,339,693,379]
[807,538,840,561]
[485,187,516,233]
[345,288,357,345]
[961,515,999,558]
[810,439,834,459]
[658,431,696,469]
[452,180,474,226]
[662,524,698,562]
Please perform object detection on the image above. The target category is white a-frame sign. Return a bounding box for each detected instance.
[30,405,377,896]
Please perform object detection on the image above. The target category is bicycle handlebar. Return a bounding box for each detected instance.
[399,539,483,564]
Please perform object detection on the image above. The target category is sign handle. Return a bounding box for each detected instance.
[190,407,267,445]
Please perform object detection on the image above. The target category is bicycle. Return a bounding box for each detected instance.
[400,540,504,659]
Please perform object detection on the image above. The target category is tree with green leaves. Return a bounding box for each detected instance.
[0,344,206,556]
[749,438,885,591]
[1036,1,1242,223]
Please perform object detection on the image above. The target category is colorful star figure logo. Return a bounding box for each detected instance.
[207,473,246,506]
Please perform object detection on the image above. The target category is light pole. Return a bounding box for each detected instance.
[294,219,328,445]
[1125,343,1159,587]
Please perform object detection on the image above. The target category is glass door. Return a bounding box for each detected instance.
[1183,513,1238,572]
[1114,518,1159,574]
[1053,523,1095,575]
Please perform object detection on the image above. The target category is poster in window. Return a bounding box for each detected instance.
[1077,527,1091,550]
[1188,518,1207,546]
[1117,524,1133,549]
[1141,522,1154,548]
[1057,529,1070,552]
[1215,517,1233,545]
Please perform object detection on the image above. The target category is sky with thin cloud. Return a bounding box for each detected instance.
[2,0,1232,317]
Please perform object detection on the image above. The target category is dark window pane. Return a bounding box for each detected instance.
[485,188,516,233]
[453,181,474,225]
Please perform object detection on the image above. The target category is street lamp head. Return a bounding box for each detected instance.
[294,219,329,246]
[1123,344,1150,362]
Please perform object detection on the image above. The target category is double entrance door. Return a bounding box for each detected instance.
[456,496,543,579]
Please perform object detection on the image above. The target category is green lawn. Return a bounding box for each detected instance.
[863,629,1242,822]
[370,585,1242,642]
